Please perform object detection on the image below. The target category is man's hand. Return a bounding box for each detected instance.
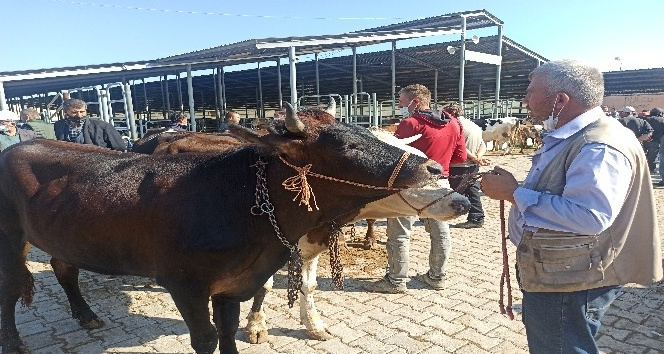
[480,166,518,203]
[476,157,490,166]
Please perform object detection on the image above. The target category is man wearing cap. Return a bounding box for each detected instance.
[643,108,664,173]
[618,106,653,142]
[0,111,37,152]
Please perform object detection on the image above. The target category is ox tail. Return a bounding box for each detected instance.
[19,271,35,307]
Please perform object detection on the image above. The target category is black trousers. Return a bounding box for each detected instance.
[643,141,659,172]
[449,164,484,222]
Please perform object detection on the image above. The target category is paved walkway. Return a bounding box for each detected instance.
[12,154,664,353]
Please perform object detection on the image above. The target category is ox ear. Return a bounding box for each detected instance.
[227,125,263,143]
[227,123,305,155]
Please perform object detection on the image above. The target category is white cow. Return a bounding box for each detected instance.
[245,128,471,343]
[481,117,520,154]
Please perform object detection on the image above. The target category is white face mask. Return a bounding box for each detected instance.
[542,98,565,131]
[400,99,415,118]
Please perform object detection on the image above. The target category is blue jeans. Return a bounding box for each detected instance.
[522,285,623,354]
[659,152,664,177]
[385,216,451,286]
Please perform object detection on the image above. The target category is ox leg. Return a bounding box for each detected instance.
[0,239,32,354]
[165,284,218,354]
[211,295,241,354]
[244,277,272,344]
[298,238,332,340]
[363,219,377,250]
[49,257,104,329]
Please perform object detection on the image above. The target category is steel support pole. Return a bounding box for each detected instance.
[99,89,110,122]
[494,25,504,119]
[96,87,103,119]
[221,67,227,113]
[276,59,283,108]
[391,41,396,117]
[289,46,297,107]
[315,53,320,105]
[0,81,7,111]
[212,69,219,118]
[478,84,482,119]
[123,82,138,140]
[352,46,358,114]
[434,69,439,109]
[176,73,183,111]
[459,16,467,108]
[186,64,196,131]
[142,78,149,120]
[159,76,165,118]
[164,75,171,114]
[257,62,263,118]
[220,66,226,117]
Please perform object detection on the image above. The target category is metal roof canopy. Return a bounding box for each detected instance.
[0,8,547,127]
[114,34,545,117]
[0,9,503,100]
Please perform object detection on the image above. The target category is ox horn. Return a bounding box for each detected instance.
[284,102,305,134]
[324,96,337,117]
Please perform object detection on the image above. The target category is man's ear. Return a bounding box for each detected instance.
[555,93,570,108]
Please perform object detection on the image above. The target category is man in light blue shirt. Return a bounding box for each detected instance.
[481,59,661,354]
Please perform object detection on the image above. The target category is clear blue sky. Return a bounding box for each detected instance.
[1,0,662,73]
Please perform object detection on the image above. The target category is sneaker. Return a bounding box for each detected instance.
[454,220,484,229]
[415,272,445,290]
[362,276,407,294]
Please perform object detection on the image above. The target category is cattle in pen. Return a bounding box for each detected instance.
[0,105,440,354]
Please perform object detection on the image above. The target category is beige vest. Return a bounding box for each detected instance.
[517,117,663,292]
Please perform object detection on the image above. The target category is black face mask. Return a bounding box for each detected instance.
[67,117,85,125]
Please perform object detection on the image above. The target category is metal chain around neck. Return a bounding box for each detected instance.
[250,158,303,308]
[327,221,345,290]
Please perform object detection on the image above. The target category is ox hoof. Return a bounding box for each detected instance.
[80,317,105,330]
[306,328,333,341]
[245,311,268,344]
[245,328,269,344]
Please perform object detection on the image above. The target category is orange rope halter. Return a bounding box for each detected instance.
[278,151,411,211]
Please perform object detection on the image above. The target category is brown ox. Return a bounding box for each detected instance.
[0,106,441,354]
[130,127,469,343]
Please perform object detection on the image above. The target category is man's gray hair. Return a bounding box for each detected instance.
[530,59,604,108]
[62,98,87,111]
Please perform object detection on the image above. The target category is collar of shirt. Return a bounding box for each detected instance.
[546,106,604,140]
[534,106,603,160]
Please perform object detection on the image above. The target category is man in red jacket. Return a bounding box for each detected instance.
[363,84,466,293]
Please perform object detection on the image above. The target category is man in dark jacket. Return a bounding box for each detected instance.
[618,106,653,142]
[54,98,126,151]
[643,107,664,172]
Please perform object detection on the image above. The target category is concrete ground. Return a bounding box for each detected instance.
[10,153,664,353]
